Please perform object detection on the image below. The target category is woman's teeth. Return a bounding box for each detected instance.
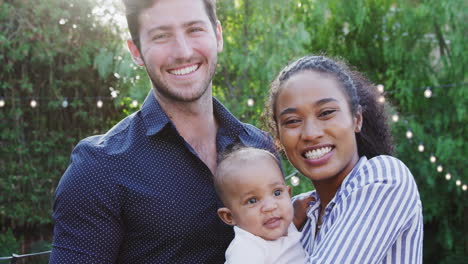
[169,64,198,75]
[304,147,332,160]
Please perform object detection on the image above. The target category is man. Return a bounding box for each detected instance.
[49,0,275,263]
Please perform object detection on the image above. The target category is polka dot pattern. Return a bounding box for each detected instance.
[49,91,275,264]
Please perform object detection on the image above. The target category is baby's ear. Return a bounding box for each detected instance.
[217,207,236,226]
[287,185,292,197]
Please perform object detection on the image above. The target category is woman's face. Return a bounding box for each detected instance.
[275,70,362,184]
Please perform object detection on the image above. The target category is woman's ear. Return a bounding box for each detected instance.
[217,207,236,226]
[354,105,363,133]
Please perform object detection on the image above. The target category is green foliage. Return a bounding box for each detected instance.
[0,0,137,230]
[0,229,19,257]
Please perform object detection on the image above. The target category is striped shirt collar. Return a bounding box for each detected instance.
[306,156,368,217]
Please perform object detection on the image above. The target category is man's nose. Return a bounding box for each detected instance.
[172,33,193,60]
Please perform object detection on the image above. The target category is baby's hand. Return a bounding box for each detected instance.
[293,195,315,230]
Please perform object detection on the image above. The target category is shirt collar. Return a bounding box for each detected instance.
[329,156,368,205]
[306,156,368,216]
[140,90,245,137]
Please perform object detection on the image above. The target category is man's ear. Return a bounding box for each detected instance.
[127,39,145,66]
[217,207,236,226]
[215,20,223,53]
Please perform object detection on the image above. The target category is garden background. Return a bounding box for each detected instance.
[0,0,466,263]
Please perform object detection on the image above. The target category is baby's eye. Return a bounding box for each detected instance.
[274,190,282,196]
[247,198,257,204]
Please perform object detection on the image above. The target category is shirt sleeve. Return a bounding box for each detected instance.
[49,141,123,264]
[306,156,423,264]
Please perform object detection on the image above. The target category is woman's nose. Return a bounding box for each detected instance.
[301,119,324,141]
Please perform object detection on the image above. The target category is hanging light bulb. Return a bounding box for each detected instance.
[377,84,385,93]
[456,180,461,186]
[132,100,138,108]
[0,97,5,108]
[445,173,451,180]
[291,176,300,187]
[378,96,386,104]
[405,130,413,139]
[30,99,38,108]
[97,99,103,108]
[436,165,443,173]
[392,114,399,122]
[62,99,69,108]
[417,143,424,152]
[429,154,436,163]
[247,98,255,107]
[424,88,432,98]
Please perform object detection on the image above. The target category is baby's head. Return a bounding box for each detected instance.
[214,147,293,240]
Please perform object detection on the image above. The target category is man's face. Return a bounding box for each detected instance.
[129,0,223,103]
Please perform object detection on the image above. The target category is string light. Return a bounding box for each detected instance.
[406,130,413,139]
[418,143,424,152]
[436,165,443,173]
[30,99,38,108]
[445,173,451,180]
[456,180,461,186]
[247,98,255,107]
[62,99,69,108]
[424,88,432,98]
[463,185,467,191]
[0,97,5,108]
[131,100,138,108]
[429,154,436,163]
[392,114,399,122]
[377,84,385,93]
[96,100,103,108]
[378,96,386,104]
[291,176,300,186]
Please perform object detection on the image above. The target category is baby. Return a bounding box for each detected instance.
[214,146,307,263]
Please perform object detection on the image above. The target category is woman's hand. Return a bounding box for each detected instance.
[292,195,315,230]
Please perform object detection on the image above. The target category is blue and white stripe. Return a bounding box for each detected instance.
[295,155,423,263]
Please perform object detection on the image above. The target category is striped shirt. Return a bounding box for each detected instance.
[296,155,423,263]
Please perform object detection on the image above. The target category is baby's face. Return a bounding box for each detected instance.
[224,157,293,240]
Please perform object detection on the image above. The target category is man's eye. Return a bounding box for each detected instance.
[153,34,169,41]
[274,190,282,196]
[247,198,257,204]
[189,27,203,33]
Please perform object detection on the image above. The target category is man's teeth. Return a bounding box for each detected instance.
[305,147,332,160]
[169,65,198,75]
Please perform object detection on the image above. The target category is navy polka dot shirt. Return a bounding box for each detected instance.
[50,91,275,264]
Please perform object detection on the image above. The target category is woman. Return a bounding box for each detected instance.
[266,55,423,263]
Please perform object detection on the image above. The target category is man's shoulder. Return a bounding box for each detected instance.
[73,111,142,160]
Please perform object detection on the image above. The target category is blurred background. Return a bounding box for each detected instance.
[0,0,466,263]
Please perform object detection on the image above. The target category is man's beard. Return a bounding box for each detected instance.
[145,57,218,103]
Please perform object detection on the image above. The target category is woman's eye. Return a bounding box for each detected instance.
[282,119,301,126]
[319,110,336,117]
[274,190,282,196]
[247,198,257,204]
